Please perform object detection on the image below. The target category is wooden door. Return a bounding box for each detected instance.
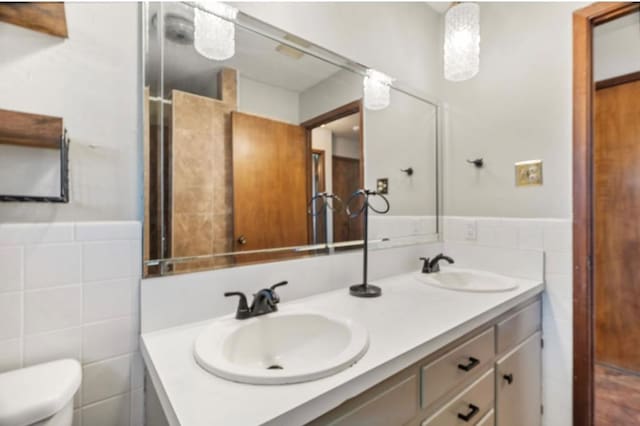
[594,80,640,372]
[231,112,309,261]
[496,332,542,426]
[332,156,363,242]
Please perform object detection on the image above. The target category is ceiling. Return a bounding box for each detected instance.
[425,2,451,14]
[147,2,344,98]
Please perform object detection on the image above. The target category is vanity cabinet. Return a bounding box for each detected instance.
[308,298,542,426]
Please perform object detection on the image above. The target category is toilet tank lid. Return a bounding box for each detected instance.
[0,359,81,426]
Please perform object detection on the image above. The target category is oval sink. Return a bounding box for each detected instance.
[414,268,518,292]
[194,309,369,385]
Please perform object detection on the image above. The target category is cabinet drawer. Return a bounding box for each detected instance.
[421,369,494,426]
[476,409,494,426]
[421,328,495,408]
[496,300,541,354]
[326,374,419,426]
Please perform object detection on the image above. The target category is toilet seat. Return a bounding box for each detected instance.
[0,359,81,426]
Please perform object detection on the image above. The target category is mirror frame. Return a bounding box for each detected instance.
[141,2,443,275]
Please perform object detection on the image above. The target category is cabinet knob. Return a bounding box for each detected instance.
[237,235,247,245]
[503,373,514,385]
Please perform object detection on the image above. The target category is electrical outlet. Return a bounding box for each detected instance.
[463,219,477,241]
[515,160,543,186]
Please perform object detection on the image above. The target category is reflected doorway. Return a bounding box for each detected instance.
[303,100,364,247]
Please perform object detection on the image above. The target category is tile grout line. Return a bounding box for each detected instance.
[78,230,84,414]
[20,244,25,369]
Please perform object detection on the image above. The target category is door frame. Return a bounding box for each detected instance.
[301,99,365,189]
[572,3,640,425]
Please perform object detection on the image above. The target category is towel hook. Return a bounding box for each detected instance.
[466,158,484,168]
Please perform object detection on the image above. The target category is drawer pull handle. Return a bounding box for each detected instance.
[457,403,480,422]
[457,356,480,372]
[503,373,514,384]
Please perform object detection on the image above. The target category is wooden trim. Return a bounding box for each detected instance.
[572,3,640,426]
[0,108,63,149]
[0,3,68,38]
[300,99,362,129]
[332,154,360,162]
[595,70,640,90]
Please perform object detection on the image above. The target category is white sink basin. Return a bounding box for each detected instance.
[414,267,518,292]
[194,308,369,385]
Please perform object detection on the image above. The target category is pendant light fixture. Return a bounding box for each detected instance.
[444,2,480,82]
[363,69,394,110]
[194,2,238,61]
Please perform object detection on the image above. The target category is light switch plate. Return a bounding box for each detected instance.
[515,160,543,186]
[376,178,389,194]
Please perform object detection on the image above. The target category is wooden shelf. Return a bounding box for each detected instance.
[0,108,63,150]
[0,3,68,38]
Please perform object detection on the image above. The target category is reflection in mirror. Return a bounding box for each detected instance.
[143,2,439,276]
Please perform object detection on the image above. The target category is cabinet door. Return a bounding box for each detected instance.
[495,332,541,426]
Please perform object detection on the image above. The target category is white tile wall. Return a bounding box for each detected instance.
[141,241,444,332]
[443,216,572,426]
[0,221,142,426]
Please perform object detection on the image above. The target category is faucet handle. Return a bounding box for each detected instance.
[269,281,288,304]
[419,257,431,273]
[224,291,251,319]
[270,281,288,291]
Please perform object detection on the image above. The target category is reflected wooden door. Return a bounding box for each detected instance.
[594,79,640,372]
[231,112,309,262]
[332,155,363,242]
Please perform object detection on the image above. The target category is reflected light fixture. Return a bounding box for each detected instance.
[363,69,394,111]
[444,2,480,82]
[194,2,238,61]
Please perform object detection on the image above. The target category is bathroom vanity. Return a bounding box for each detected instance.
[310,298,541,426]
[141,271,543,426]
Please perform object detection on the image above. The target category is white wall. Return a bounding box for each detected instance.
[0,145,60,197]
[0,221,143,426]
[237,75,300,124]
[0,3,140,223]
[299,69,362,123]
[594,11,640,81]
[333,136,360,160]
[311,127,334,242]
[366,90,437,216]
[443,2,581,219]
[440,3,585,426]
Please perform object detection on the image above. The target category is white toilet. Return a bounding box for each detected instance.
[0,359,81,426]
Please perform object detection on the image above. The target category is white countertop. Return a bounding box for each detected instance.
[141,270,544,426]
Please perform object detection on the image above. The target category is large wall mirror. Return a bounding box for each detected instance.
[143,2,440,276]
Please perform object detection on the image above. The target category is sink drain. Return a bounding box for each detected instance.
[267,364,283,370]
